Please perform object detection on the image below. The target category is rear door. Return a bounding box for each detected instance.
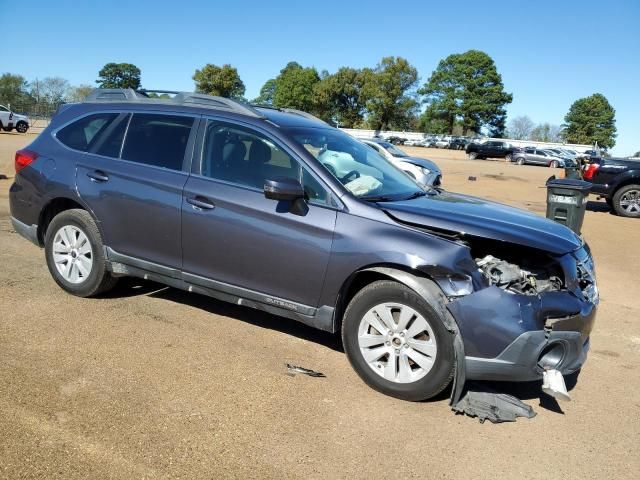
[74,111,198,268]
[181,119,337,307]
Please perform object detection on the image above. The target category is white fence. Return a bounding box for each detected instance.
[339,128,593,153]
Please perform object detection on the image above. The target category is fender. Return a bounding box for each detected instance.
[610,169,640,192]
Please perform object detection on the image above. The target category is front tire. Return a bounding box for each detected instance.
[45,209,118,297]
[16,121,28,133]
[612,184,640,218]
[342,280,455,401]
[549,160,560,168]
[516,157,525,165]
[505,153,512,162]
[468,152,478,160]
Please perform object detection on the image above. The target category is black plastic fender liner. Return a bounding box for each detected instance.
[361,267,467,405]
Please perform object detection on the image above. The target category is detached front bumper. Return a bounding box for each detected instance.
[447,285,597,382]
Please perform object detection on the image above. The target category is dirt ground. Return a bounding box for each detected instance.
[1,131,638,479]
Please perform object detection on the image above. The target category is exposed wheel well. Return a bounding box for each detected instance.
[334,266,435,333]
[37,198,86,245]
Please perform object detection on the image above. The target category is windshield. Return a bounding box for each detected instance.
[286,127,423,200]
[381,142,409,157]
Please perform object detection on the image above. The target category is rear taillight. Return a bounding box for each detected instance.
[15,149,38,173]
[583,162,600,180]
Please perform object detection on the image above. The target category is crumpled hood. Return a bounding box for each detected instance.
[399,156,441,174]
[383,190,583,255]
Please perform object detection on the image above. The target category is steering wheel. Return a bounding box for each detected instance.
[341,170,360,183]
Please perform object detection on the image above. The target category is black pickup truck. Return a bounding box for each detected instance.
[584,157,640,218]
[465,140,521,161]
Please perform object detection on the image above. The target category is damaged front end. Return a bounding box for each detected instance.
[440,238,597,422]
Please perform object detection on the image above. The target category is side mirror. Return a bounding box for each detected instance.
[264,177,304,201]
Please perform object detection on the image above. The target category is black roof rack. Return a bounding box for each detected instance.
[250,103,329,126]
[83,88,265,119]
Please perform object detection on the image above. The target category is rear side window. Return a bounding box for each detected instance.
[121,114,194,171]
[91,114,129,158]
[57,113,119,151]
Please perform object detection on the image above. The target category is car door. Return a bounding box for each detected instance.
[181,119,337,307]
[74,111,198,268]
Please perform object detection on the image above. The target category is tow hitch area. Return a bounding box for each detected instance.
[542,369,571,401]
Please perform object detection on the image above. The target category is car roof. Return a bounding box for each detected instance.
[79,88,329,129]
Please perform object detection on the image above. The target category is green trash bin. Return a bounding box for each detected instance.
[545,178,591,234]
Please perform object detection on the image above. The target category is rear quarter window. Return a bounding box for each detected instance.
[56,113,119,151]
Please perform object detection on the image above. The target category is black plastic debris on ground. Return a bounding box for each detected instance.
[452,390,536,424]
[285,363,325,378]
[468,176,477,181]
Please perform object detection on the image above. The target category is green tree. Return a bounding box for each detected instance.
[96,63,141,89]
[418,102,453,134]
[253,78,276,105]
[67,84,94,102]
[362,56,419,131]
[193,63,245,98]
[272,62,320,113]
[313,67,368,127]
[0,73,30,106]
[419,50,512,135]
[563,93,617,149]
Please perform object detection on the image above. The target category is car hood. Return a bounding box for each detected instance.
[382,190,582,255]
[397,156,441,174]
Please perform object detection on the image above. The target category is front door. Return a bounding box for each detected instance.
[181,120,337,307]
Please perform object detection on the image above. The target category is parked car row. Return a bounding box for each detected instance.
[376,134,477,150]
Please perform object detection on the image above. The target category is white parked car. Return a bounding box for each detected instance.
[361,139,442,187]
[0,105,29,133]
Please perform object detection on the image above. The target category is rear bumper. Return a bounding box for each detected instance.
[11,216,39,246]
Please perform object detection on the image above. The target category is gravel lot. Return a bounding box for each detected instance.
[1,131,638,479]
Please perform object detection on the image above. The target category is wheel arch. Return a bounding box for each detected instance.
[333,264,457,335]
[611,174,640,196]
[37,196,103,246]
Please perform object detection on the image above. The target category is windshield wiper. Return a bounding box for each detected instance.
[361,195,395,202]
[404,191,427,200]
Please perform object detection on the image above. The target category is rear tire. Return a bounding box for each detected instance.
[516,157,525,165]
[612,184,640,218]
[505,153,512,162]
[468,152,478,160]
[45,209,118,297]
[550,160,559,168]
[342,280,455,401]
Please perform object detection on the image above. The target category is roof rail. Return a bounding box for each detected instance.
[82,88,265,119]
[253,105,329,125]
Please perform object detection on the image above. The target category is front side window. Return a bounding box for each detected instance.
[121,113,194,171]
[57,113,119,152]
[286,127,423,201]
[201,122,330,205]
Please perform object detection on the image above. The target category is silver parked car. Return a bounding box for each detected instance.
[362,139,442,187]
[512,147,567,168]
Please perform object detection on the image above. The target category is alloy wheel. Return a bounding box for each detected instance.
[52,225,93,284]
[357,302,438,383]
[619,189,640,214]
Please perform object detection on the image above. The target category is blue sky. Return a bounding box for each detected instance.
[2,0,638,155]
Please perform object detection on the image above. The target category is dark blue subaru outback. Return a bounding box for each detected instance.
[10,89,597,406]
